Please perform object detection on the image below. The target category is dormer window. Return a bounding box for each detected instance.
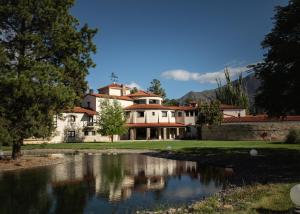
[68,115,76,122]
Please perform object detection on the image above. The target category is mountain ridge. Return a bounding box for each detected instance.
[177,73,261,107]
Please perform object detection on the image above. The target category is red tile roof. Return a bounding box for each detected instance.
[87,93,134,101]
[98,83,131,90]
[126,123,186,127]
[126,90,161,98]
[223,115,300,123]
[124,104,172,110]
[220,104,244,110]
[72,107,97,115]
[124,104,198,111]
[168,106,197,111]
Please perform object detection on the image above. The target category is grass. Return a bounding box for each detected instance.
[192,183,295,214]
[141,183,296,214]
[2,140,300,151]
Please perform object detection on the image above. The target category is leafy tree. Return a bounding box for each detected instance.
[163,98,179,106]
[0,0,97,159]
[147,79,166,99]
[130,87,138,94]
[97,99,128,142]
[252,0,300,116]
[215,68,249,111]
[197,101,223,139]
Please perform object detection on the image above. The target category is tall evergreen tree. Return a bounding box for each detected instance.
[130,87,138,94]
[215,68,249,111]
[147,79,166,99]
[0,0,97,158]
[252,0,300,116]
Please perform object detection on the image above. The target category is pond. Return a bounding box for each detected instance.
[0,153,233,213]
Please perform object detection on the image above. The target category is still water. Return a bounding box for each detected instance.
[0,153,232,214]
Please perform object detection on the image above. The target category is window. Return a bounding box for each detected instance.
[125,111,130,118]
[171,112,175,117]
[137,111,144,117]
[149,99,159,104]
[185,111,190,117]
[162,111,168,117]
[177,112,183,117]
[87,101,91,108]
[134,99,146,104]
[92,131,96,136]
[68,115,76,122]
[84,131,89,136]
[68,131,75,138]
[53,115,58,128]
[152,112,155,116]
[195,111,198,116]
[190,111,194,116]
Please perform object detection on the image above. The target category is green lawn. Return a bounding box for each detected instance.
[2,140,300,151]
[150,183,296,214]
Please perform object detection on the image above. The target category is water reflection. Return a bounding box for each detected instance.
[0,154,233,214]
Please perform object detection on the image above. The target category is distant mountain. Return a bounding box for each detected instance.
[178,72,261,107]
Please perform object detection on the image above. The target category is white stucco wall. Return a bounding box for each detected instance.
[223,109,246,118]
[82,95,97,110]
[126,110,176,124]
[109,88,122,96]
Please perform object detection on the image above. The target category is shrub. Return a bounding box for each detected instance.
[285,129,300,144]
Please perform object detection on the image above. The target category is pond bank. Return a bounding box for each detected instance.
[147,149,300,185]
[137,183,295,214]
[0,155,65,172]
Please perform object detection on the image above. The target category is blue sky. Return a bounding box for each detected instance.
[71,0,288,99]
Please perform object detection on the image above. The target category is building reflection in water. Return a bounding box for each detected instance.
[49,154,232,203]
[0,154,233,214]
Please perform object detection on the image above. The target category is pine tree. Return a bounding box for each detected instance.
[252,0,300,116]
[147,79,166,99]
[0,0,97,159]
[130,87,138,94]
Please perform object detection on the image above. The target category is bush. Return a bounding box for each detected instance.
[285,129,300,144]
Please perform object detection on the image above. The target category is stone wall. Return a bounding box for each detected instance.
[202,121,300,141]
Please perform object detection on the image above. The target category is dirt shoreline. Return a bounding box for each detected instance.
[0,149,155,172]
[0,155,66,172]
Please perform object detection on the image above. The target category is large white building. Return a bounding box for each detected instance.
[25,83,246,144]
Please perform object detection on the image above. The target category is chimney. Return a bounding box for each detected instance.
[121,84,126,96]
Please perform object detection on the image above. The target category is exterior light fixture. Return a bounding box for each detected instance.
[249,149,258,156]
[290,184,300,213]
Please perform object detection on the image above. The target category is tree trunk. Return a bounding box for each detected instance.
[12,140,22,160]
[111,135,114,143]
[198,125,203,140]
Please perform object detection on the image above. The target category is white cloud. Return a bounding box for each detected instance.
[126,81,142,89]
[161,66,250,84]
